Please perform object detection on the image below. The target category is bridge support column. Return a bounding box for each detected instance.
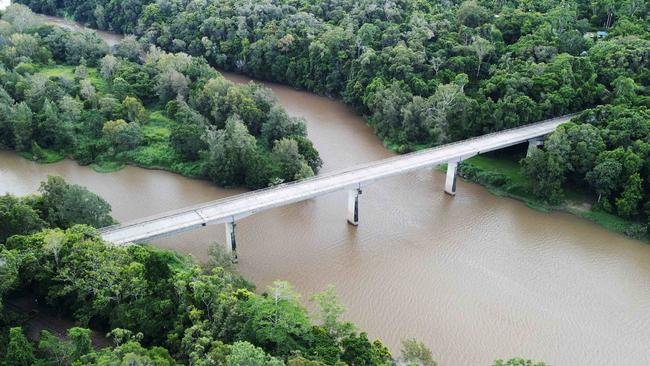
[225,221,237,260]
[527,138,544,157]
[445,161,458,196]
[347,188,362,226]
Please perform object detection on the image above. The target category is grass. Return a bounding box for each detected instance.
[17,148,65,164]
[36,65,109,93]
[463,155,527,185]
[90,161,125,173]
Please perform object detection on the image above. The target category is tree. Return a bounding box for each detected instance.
[170,123,208,160]
[114,35,143,62]
[611,76,638,104]
[4,327,35,366]
[615,173,643,218]
[471,36,494,77]
[39,176,113,228]
[587,159,622,202]
[3,4,39,32]
[203,116,257,186]
[0,248,21,311]
[100,54,119,80]
[522,149,568,204]
[242,281,311,356]
[156,69,189,102]
[59,96,84,125]
[37,99,73,150]
[43,230,66,269]
[122,96,148,124]
[310,285,353,340]
[11,102,33,151]
[68,327,93,361]
[39,330,71,366]
[273,138,313,181]
[261,106,307,145]
[457,1,488,27]
[400,338,437,366]
[79,79,96,100]
[225,341,283,366]
[0,194,46,243]
[102,119,143,152]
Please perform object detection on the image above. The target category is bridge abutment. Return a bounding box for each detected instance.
[444,161,458,195]
[347,188,362,225]
[527,138,544,157]
[225,221,238,260]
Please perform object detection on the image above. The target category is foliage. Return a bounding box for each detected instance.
[0,5,321,189]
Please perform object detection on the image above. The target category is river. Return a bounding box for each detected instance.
[1,7,650,365]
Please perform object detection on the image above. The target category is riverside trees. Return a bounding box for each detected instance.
[0,5,322,189]
[0,180,395,365]
[14,0,649,229]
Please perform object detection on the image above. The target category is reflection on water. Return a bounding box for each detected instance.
[1,9,650,366]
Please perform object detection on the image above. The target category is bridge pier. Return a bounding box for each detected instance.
[527,138,544,157]
[225,221,237,260]
[347,188,362,225]
[444,161,458,196]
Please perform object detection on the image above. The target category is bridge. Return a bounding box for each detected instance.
[100,115,573,254]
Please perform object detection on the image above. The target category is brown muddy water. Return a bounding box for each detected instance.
[1,9,650,365]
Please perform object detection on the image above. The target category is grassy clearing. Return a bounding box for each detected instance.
[464,155,526,185]
[36,65,108,93]
[17,148,65,164]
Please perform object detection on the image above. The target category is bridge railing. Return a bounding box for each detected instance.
[99,114,575,233]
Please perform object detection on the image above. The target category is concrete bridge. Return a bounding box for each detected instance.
[100,115,573,255]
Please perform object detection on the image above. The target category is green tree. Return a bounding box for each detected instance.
[204,116,257,186]
[522,149,567,204]
[4,327,35,366]
[39,176,113,228]
[102,119,143,152]
[68,327,93,361]
[225,341,283,366]
[615,173,643,218]
[471,36,494,77]
[170,123,207,160]
[310,285,353,340]
[11,102,33,152]
[273,138,313,181]
[242,281,311,356]
[587,159,622,202]
[400,338,437,366]
[122,96,148,124]
[0,194,46,243]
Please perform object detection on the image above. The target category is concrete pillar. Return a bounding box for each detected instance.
[444,161,458,196]
[526,138,544,157]
[225,221,237,259]
[347,188,362,225]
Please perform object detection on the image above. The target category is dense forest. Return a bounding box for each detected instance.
[0,178,550,365]
[0,5,322,189]
[14,0,650,230]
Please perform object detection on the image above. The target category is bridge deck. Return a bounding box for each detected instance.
[100,115,573,244]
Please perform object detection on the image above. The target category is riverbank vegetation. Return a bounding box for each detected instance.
[14,0,650,235]
[0,178,414,365]
[0,177,547,365]
[0,5,322,189]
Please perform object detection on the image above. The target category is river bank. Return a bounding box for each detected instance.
[450,150,649,242]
